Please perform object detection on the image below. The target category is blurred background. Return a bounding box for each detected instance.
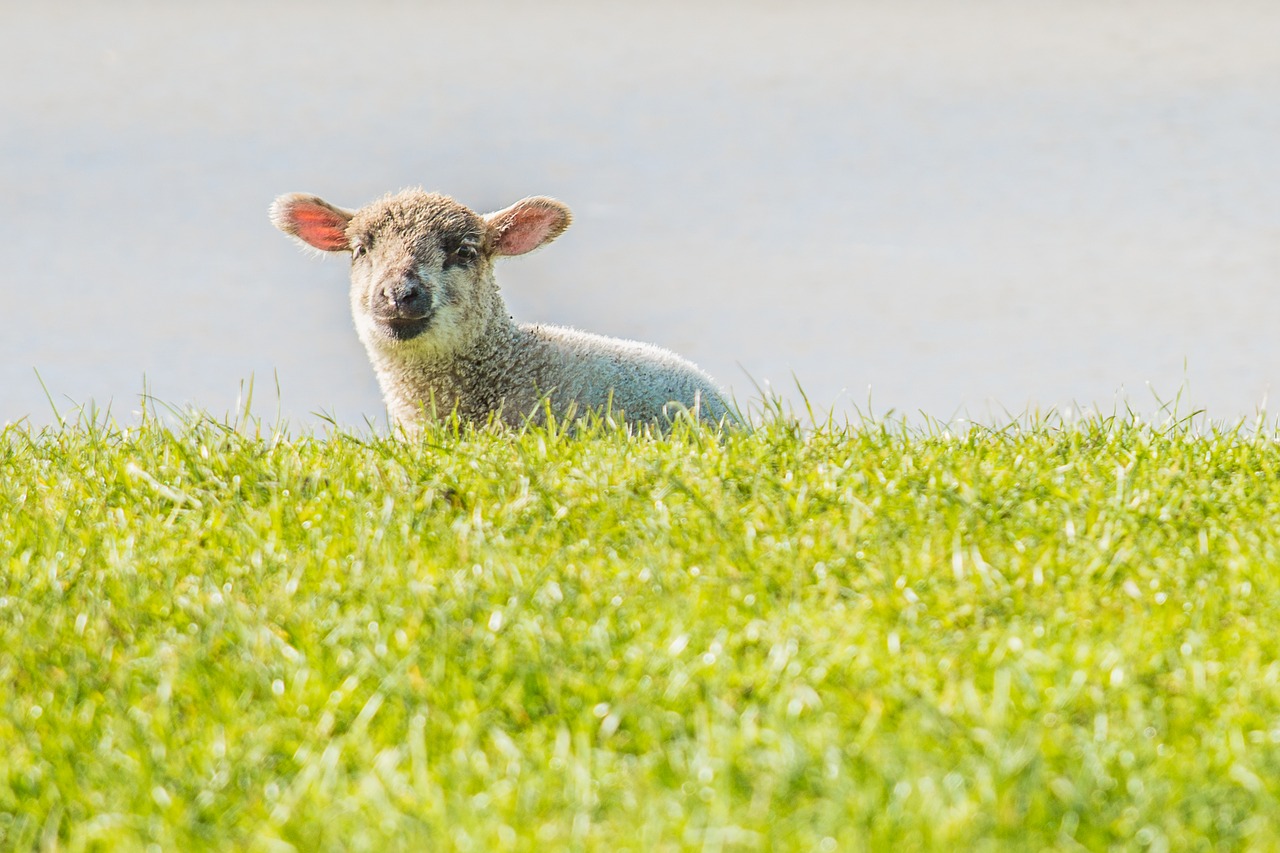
[3,0,1278,427]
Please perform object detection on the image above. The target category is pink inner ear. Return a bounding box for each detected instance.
[290,203,350,251]
[494,205,564,256]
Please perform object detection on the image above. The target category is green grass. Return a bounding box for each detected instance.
[4,403,1280,851]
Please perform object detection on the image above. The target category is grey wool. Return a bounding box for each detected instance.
[270,188,732,429]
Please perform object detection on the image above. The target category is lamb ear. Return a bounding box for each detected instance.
[485,197,572,256]
[270,193,354,252]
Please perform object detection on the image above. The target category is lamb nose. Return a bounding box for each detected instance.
[384,273,419,303]
[392,278,432,314]
[398,281,422,304]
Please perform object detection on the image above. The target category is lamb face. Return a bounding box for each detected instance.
[271,190,571,363]
[345,192,496,358]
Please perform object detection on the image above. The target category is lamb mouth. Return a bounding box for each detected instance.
[378,315,433,341]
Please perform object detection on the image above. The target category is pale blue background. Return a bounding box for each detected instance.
[3,1,1278,426]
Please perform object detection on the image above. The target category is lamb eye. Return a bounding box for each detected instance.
[351,242,367,260]
[447,244,478,267]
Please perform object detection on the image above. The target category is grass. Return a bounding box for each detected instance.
[4,401,1280,851]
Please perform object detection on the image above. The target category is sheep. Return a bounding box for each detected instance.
[270,188,734,430]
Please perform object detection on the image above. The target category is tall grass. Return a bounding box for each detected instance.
[3,402,1280,850]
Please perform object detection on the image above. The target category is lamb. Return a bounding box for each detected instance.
[270,188,733,430]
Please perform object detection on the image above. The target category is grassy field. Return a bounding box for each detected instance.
[4,402,1280,851]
